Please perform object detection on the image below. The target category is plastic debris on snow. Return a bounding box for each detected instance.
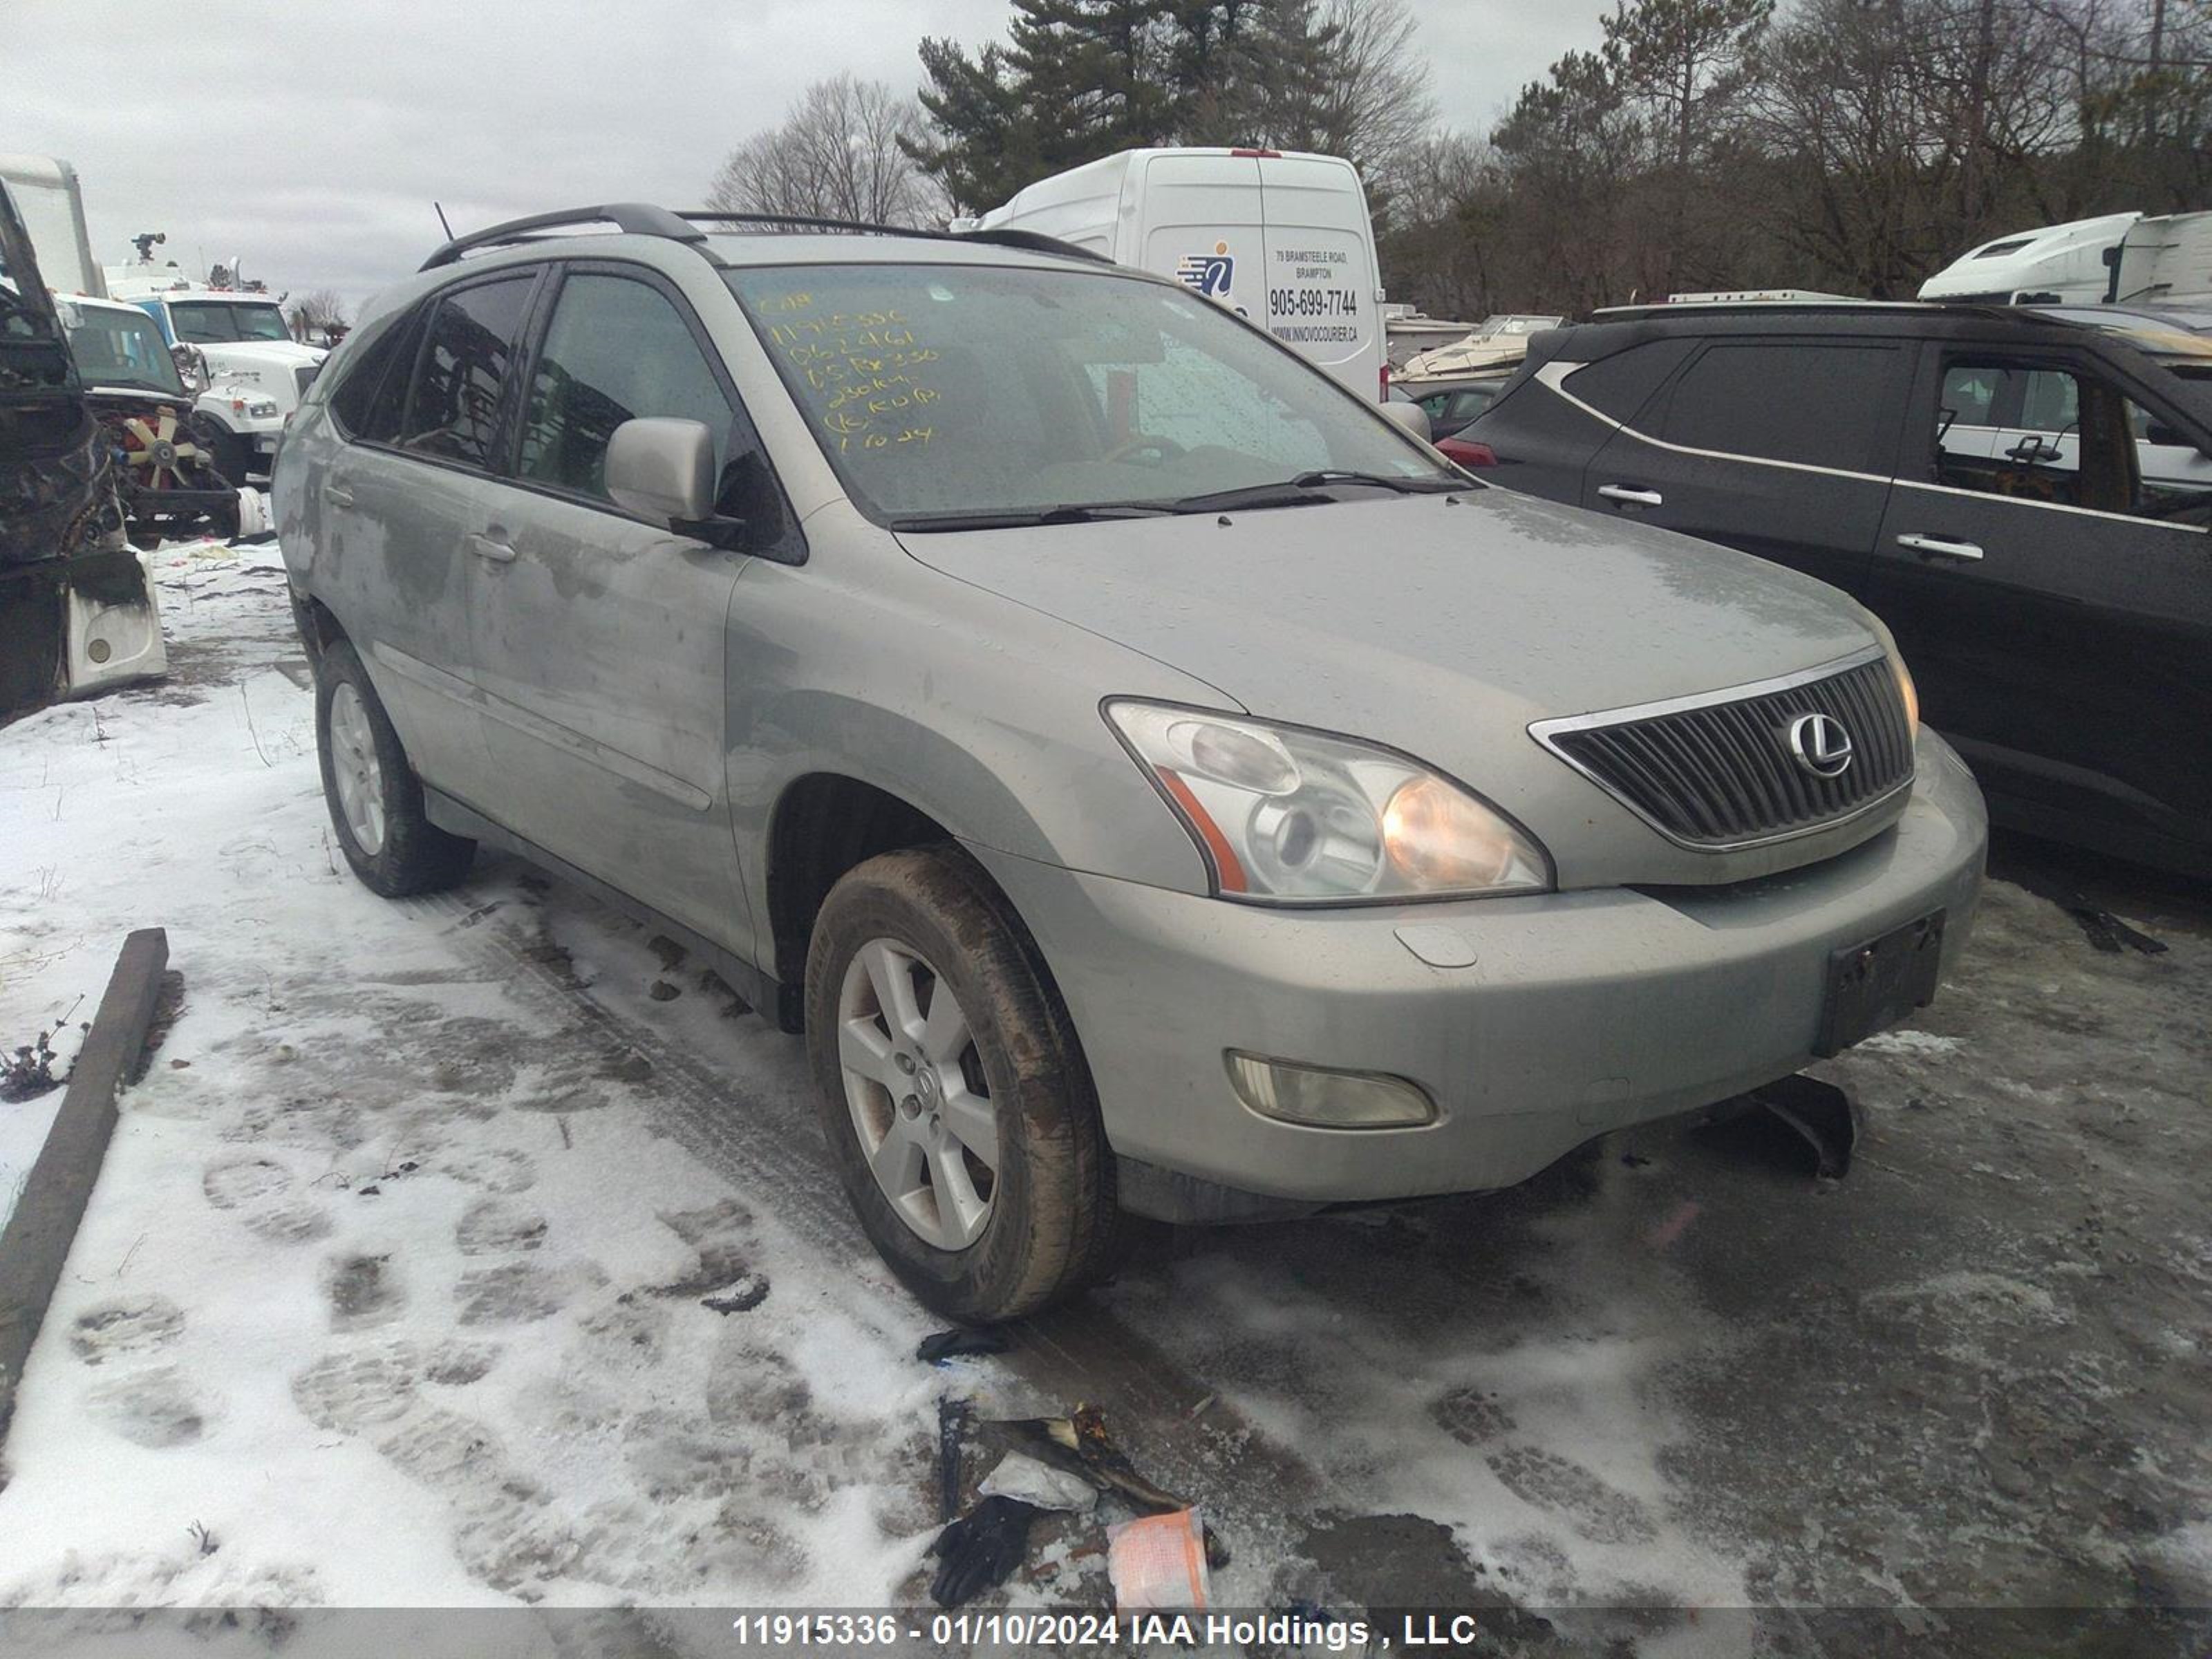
[1106,1506,1211,1611]
[977,1451,1098,1513]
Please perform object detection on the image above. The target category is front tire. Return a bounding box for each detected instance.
[315,639,474,897]
[201,422,253,489]
[805,845,1123,1322]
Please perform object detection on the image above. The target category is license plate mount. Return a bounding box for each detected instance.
[1815,910,1946,1058]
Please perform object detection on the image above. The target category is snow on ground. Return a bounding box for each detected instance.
[0,1089,64,1239]
[0,543,945,1618]
[1,536,2206,1653]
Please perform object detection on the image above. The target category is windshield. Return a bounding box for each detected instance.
[63,301,187,396]
[169,300,290,344]
[1468,315,1563,339]
[725,262,1451,524]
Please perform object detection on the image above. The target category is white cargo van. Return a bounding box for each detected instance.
[972,147,1388,400]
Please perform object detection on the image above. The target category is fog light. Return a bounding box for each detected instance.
[1225,1051,1436,1129]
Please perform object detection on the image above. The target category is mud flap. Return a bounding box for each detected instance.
[1696,1074,1863,1181]
[1748,1074,1862,1180]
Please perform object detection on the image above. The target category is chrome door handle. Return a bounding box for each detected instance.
[1897,533,1984,562]
[1598,485,1664,507]
[324,485,355,507]
[466,533,516,564]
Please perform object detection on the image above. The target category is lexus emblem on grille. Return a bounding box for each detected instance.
[1786,712,1854,778]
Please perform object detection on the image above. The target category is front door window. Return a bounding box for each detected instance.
[1927,354,2212,526]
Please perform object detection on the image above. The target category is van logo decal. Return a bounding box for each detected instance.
[1175,241,1235,300]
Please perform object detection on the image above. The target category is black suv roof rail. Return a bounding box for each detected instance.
[420,203,1109,273]
[1591,298,2036,324]
[420,203,706,271]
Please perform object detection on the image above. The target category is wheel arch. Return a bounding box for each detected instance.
[762,771,965,1031]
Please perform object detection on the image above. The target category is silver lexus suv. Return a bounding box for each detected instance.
[274,205,1986,1321]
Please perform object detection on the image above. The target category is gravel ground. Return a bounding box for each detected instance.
[0,541,2204,1657]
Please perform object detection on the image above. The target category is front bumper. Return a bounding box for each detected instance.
[972,730,1986,1210]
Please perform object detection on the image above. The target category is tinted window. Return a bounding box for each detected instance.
[1566,339,1692,422]
[1660,342,1897,471]
[332,308,428,442]
[400,276,532,469]
[519,274,733,500]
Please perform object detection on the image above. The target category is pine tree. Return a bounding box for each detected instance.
[906,39,1040,214]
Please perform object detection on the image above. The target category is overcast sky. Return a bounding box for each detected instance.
[10,0,1609,309]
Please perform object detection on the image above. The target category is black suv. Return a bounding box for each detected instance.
[1463,303,2212,875]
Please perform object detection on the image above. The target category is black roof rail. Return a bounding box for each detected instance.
[418,203,1112,276]
[1589,299,2045,325]
[419,203,707,271]
[675,211,1112,265]
[956,226,1114,264]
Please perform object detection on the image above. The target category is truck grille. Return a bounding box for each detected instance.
[1533,653,1914,848]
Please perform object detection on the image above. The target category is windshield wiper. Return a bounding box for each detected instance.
[887,502,1175,532]
[1291,469,1459,493]
[1165,469,1459,515]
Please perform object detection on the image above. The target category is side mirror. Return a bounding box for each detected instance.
[1378,400,1431,443]
[606,418,715,526]
[2144,420,2186,448]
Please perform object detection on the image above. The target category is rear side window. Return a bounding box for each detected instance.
[519,274,733,499]
[330,308,427,441]
[1659,342,1899,471]
[400,276,533,469]
[1564,339,1692,422]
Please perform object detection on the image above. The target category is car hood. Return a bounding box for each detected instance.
[898,487,1891,885]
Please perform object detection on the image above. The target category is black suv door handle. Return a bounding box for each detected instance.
[1598,485,1664,507]
[1897,533,1985,563]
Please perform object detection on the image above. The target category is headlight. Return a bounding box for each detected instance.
[1105,700,1551,903]
[246,398,280,420]
[1890,652,1920,743]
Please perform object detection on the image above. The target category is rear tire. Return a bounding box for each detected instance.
[805,845,1124,1322]
[315,639,474,897]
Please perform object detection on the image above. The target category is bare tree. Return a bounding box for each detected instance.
[1316,0,1438,175]
[285,289,348,341]
[709,75,946,228]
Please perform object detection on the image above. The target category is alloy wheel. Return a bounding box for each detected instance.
[836,937,997,1250]
[328,682,388,856]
